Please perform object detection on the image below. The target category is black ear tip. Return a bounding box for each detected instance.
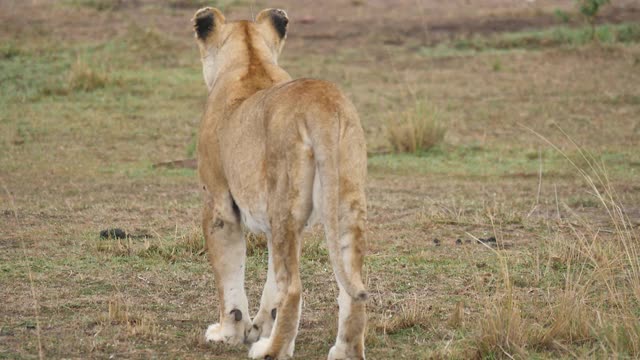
[193,8,215,40]
[272,9,289,22]
[270,9,288,39]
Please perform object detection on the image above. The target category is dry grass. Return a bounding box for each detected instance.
[67,58,109,92]
[166,0,211,9]
[37,57,113,97]
[447,300,465,329]
[95,225,205,261]
[386,101,446,153]
[67,0,125,12]
[471,134,640,358]
[106,296,130,325]
[375,297,434,335]
[470,235,529,358]
[96,237,135,257]
[532,290,592,351]
[535,133,640,356]
[174,224,206,255]
[246,232,268,256]
[476,292,528,358]
[103,296,158,338]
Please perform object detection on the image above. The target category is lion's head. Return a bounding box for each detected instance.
[192,8,289,90]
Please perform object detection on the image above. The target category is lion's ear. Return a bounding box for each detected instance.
[192,7,225,41]
[256,8,289,39]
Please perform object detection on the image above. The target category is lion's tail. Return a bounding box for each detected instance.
[311,110,368,302]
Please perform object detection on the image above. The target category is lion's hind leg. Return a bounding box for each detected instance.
[328,192,367,360]
[246,234,278,344]
[248,214,305,360]
[249,143,314,359]
[202,196,252,345]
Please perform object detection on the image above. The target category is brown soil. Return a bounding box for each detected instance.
[3,0,640,47]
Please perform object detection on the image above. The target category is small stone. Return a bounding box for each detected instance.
[99,228,127,239]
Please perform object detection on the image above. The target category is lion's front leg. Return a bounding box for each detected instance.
[202,201,252,345]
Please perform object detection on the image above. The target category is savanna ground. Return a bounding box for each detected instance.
[1,0,640,358]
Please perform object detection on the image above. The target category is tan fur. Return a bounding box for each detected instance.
[193,8,367,359]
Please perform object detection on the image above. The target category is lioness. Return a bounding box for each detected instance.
[193,7,367,360]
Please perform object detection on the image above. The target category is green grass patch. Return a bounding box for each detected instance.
[419,23,640,57]
[64,0,252,12]
[368,145,640,179]
[0,24,197,105]
[370,145,547,177]
[64,0,121,11]
[0,32,204,178]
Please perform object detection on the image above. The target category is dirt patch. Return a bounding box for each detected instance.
[286,1,640,50]
[2,0,639,48]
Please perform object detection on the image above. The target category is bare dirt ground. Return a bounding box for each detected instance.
[3,1,640,46]
[1,0,640,359]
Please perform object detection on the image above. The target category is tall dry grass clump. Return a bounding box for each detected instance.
[387,101,446,153]
[476,292,528,358]
[104,296,158,338]
[470,240,530,358]
[471,130,640,358]
[535,131,640,356]
[375,297,434,335]
[68,58,109,92]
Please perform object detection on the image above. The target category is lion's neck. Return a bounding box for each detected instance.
[215,23,291,111]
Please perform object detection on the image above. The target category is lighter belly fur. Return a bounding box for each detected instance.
[239,170,322,234]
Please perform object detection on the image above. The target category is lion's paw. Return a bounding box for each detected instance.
[328,344,365,360]
[205,323,224,342]
[327,345,343,360]
[248,337,272,359]
[246,311,275,344]
[205,323,244,345]
[245,324,262,344]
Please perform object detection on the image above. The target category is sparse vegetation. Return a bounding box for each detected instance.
[470,140,640,358]
[447,23,640,53]
[168,0,249,11]
[103,296,158,338]
[67,58,110,92]
[475,292,528,358]
[0,42,21,59]
[554,9,571,24]
[375,297,434,335]
[167,0,212,9]
[576,0,611,39]
[386,101,446,154]
[2,0,640,359]
[66,0,124,11]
